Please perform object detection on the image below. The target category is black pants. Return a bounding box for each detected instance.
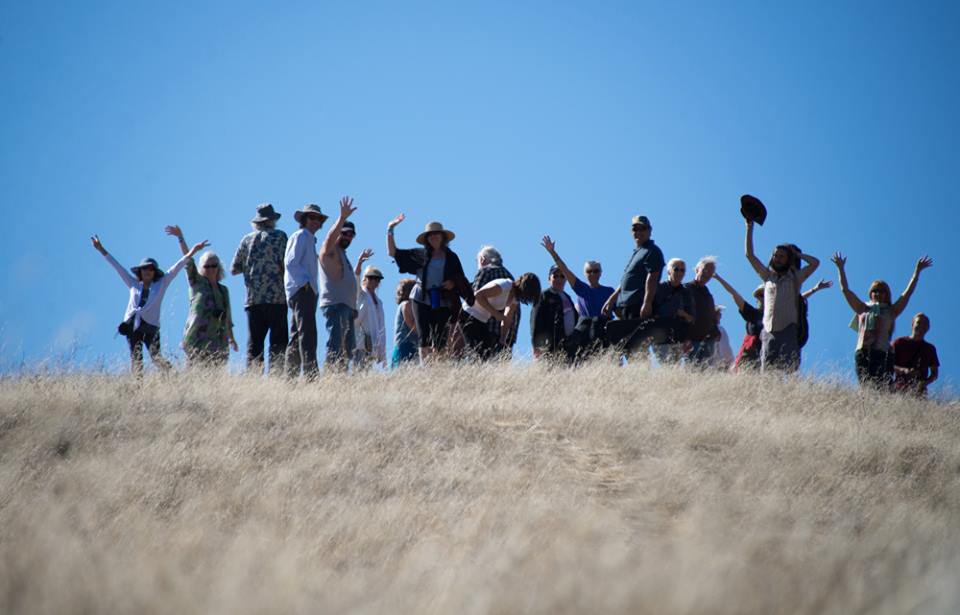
[855,348,893,390]
[247,303,288,375]
[572,317,609,361]
[415,303,454,351]
[461,315,501,361]
[286,286,318,379]
[127,322,171,374]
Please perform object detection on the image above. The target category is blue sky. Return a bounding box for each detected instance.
[2,1,957,393]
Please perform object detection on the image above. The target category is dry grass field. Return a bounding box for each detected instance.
[1,363,959,614]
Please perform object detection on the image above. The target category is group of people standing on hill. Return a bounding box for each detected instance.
[91,194,940,396]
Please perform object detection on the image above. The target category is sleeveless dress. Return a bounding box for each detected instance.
[391,300,419,367]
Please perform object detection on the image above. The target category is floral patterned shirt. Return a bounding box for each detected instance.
[182,259,233,354]
[230,228,288,306]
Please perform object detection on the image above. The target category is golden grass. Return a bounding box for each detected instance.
[1,363,959,614]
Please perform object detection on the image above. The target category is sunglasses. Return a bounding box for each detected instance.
[673,267,686,272]
[585,269,601,274]
[203,262,220,269]
[341,231,356,237]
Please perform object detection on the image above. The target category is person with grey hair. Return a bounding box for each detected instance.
[166,225,238,368]
[230,203,289,375]
[472,244,520,352]
[651,257,694,364]
[683,256,718,366]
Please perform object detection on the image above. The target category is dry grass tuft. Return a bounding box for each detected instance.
[2,364,959,614]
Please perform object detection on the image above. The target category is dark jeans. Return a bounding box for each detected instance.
[461,315,502,361]
[855,348,893,390]
[246,303,288,375]
[573,317,609,362]
[286,286,318,379]
[607,317,667,359]
[126,322,172,375]
[322,303,357,371]
[686,339,716,367]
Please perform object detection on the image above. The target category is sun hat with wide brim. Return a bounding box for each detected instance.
[130,257,165,279]
[740,194,767,226]
[363,265,384,279]
[293,203,329,224]
[415,221,456,245]
[251,203,282,223]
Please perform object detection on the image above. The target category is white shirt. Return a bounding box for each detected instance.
[103,252,191,329]
[463,279,514,323]
[712,325,734,368]
[356,286,386,363]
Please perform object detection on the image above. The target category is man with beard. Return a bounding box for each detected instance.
[744,219,819,372]
[319,196,359,371]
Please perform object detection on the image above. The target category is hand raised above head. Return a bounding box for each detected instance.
[387,213,405,229]
[164,225,183,239]
[916,255,934,271]
[188,240,210,257]
[90,234,106,253]
[830,251,846,268]
[359,248,374,262]
[540,235,555,252]
[339,196,356,219]
[816,279,833,291]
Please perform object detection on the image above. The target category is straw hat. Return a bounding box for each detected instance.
[415,221,456,245]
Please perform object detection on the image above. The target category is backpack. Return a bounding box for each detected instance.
[797,294,810,349]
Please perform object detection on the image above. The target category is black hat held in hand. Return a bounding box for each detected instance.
[740,194,767,226]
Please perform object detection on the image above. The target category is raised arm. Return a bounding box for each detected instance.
[712,272,747,311]
[355,248,374,278]
[165,225,189,256]
[801,279,832,301]
[92,234,137,288]
[165,224,198,284]
[892,256,934,317]
[386,213,404,257]
[540,235,581,288]
[831,252,868,314]
[321,196,356,260]
[744,220,768,279]
[797,251,820,284]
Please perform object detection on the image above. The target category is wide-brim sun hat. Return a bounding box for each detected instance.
[416,221,456,245]
[740,194,767,226]
[130,257,165,279]
[251,203,282,223]
[293,203,329,224]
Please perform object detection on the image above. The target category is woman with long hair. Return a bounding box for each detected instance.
[831,252,933,388]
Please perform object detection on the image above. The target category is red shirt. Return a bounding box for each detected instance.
[892,336,939,393]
